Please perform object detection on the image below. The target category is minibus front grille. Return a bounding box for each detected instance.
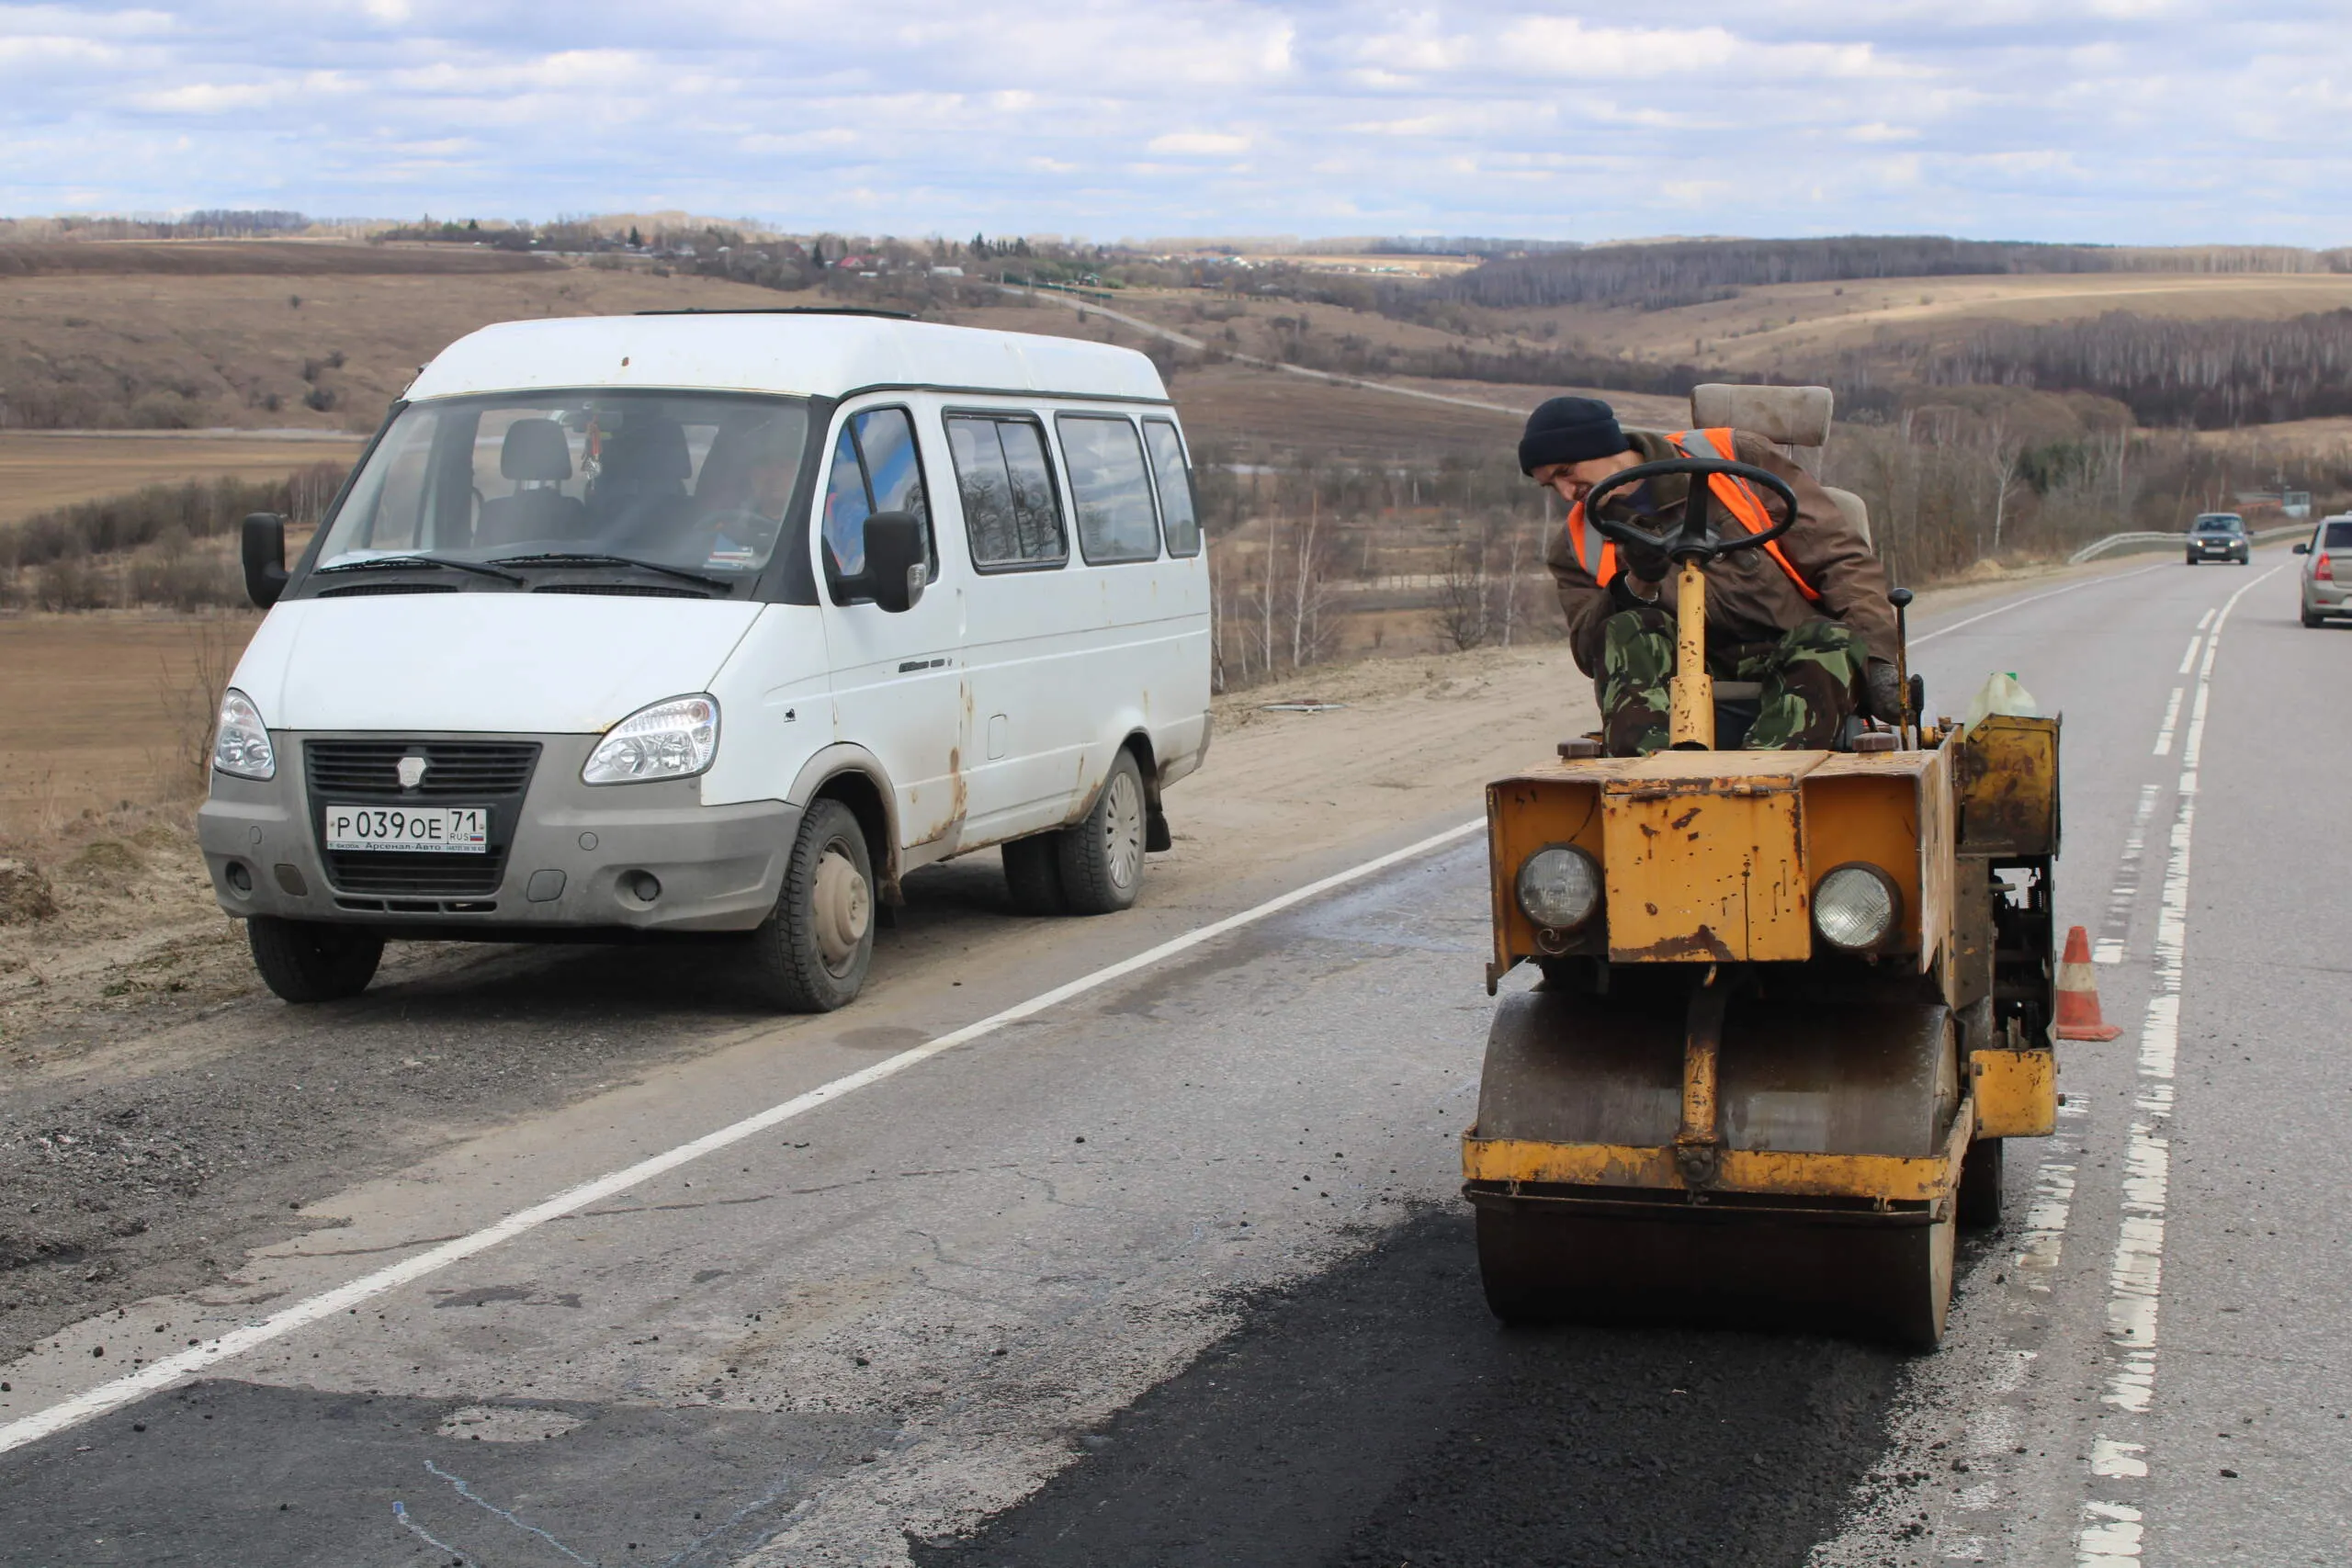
[324,850,509,897]
[306,741,540,798]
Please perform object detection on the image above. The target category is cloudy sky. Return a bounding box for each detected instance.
[2,1,2345,244]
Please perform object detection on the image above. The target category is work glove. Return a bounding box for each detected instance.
[1864,660,1907,723]
[1615,537,1671,585]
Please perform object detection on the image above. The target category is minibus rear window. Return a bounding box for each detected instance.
[1141,420,1200,558]
[1056,414,1160,565]
[947,413,1068,569]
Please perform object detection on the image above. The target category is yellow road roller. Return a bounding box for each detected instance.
[1462,391,2061,1347]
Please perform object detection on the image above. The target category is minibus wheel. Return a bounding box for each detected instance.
[752,798,876,1010]
[247,917,384,1004]
[1057,750,1146,916]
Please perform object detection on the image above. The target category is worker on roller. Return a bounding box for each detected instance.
[1525,396,1903,756]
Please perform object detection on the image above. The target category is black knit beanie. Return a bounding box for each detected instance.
[1519,396,1628,474]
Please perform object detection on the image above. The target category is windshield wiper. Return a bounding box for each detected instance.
[489,553,733,592]
[314,555,524,584]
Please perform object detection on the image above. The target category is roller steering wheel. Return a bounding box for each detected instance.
[1581,457,1799,566]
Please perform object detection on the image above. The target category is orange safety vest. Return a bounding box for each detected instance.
[1566,428,1822,602]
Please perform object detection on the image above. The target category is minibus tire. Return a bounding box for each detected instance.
[1057,750,1146,916]
[752,798,876,1011]
[247,917,384,1004]
[1002,834,1069,915]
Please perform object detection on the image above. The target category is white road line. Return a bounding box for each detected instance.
[0,818,1483,1457]
[2175,637,2201,675]
[1910,563,2170,649]
[2016,1158,2079,1289]
[2095,784,2162,964]
[2075,564,2280,1566]
[2151,689,2184,757]
[2195,607,2215,631]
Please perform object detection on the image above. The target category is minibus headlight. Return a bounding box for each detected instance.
[1814,863,1900,953]
[583,694,720,784]
[1516,844,1601,931]
[212,689,276,780]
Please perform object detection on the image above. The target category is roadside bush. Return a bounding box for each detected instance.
[0,463,347,609]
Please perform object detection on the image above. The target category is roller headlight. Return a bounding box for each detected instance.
[1813,863,1900,953]
[211,688,276,780]
[1516,844,1601,932]
[583,694,719,784]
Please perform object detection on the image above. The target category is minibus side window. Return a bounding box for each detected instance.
[946,412,1068,570]
[821,406,934,602]
[1055,414,1160,565]
[1140,419,1201,558]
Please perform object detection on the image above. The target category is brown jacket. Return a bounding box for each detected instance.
[1545,427,1898,674]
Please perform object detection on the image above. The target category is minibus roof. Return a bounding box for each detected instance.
[405,311,1170,406]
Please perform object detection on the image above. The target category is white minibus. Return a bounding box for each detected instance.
[198,310,1211,1010]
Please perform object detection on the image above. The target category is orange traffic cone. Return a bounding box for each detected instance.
[2054,925,2123,1041]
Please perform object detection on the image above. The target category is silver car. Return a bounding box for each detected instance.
[2298,515,2352,626]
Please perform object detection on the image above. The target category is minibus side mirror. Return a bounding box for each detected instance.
[243,512,289,608]
[2294,541,2311,554]
[865,513,927,614]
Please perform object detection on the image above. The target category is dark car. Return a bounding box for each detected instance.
[2187,513,2250,565]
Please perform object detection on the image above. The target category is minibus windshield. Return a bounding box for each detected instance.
[311,390,813,587]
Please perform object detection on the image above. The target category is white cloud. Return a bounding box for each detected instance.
[1148,130,1250,155]
[2,0,2349,243]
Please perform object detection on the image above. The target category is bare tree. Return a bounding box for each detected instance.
[1983,413,2023,555]
[1434,525,1491,651]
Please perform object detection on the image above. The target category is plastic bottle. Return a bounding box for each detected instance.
[1962,671,2042,731]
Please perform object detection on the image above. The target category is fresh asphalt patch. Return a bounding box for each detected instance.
[1,1376,892,1567]
[915,1207,1918,1568]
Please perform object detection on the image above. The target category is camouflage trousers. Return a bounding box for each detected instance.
[1598,609,1868,756]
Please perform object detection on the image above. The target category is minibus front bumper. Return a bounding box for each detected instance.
[197,732,797,933]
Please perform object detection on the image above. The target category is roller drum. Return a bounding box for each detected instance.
[1472,983,1959,1347]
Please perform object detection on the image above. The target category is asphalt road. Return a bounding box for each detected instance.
[3,548,2343,1567]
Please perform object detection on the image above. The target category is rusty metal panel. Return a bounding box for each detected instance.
[1945,855,1996,1013]
[1958,715,2062,856]
[1486,765,1612,986]
[1600,760,1816,963]
[1970,1047,2057,1137]
[1802,746,1952,974]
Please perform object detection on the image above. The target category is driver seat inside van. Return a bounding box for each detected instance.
[476,418,588,548]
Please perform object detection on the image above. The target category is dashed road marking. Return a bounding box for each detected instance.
[2151,688,2184,756]
[2095,783,2161,964]
[2073,564,2280,1565]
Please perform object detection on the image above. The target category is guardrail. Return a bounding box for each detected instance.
[2069,523,2311,564]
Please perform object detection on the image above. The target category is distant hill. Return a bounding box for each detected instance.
[0,241,555,277]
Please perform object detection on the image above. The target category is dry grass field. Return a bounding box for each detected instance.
[1557,270,2352,370]
[0,254,792,434]
[1080,270,2352,388]
[0,614,258,837]
[0,431,364,525]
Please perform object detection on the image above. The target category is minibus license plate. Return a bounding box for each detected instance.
[324,806,489,853]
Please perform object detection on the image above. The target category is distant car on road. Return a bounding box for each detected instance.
[2186,513,2250,565]
[2297,514,2352,626]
